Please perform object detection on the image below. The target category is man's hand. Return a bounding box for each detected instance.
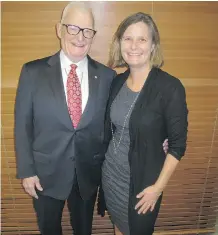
[163,138,168,154]
[22,176,43,199]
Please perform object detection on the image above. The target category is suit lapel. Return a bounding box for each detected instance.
[46,52,74,131]
[77,56,99,130]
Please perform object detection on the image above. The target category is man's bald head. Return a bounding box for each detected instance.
[60,2,95,28]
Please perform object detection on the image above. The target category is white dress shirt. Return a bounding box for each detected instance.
[60,50,89,113]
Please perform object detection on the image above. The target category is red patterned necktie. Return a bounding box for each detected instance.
[67,64,82,128]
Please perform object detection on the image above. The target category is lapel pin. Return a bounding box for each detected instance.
[94,76,98,79]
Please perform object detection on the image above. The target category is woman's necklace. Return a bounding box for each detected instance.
[111,83,141,155]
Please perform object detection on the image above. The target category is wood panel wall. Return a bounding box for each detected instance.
[2,1,218,235]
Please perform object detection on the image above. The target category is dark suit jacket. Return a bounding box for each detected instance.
[100,67,188,232]
[14,52,116,200]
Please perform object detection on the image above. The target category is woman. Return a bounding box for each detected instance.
[101,12,188,235]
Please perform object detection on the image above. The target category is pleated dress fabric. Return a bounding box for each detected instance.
[102,82,139,235]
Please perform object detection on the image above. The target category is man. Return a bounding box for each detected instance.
[15,2,116,235]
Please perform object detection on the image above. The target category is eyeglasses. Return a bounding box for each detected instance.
[62,24,96,39]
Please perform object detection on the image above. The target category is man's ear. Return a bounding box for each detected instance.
[91,32,96,43]
[56,22,62,39]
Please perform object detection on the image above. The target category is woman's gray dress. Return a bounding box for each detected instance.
[102,82,139,235]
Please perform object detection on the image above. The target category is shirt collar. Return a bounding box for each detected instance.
[60,50,88,71]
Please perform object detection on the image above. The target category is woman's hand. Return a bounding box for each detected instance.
[135,185,162,214]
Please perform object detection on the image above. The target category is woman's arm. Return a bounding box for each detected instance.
[154,154,179,193]
[135,78,188,214]
[135,154,180,214]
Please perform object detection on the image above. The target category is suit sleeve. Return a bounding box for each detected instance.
[164,80,188,161]
[14,64,36,178]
